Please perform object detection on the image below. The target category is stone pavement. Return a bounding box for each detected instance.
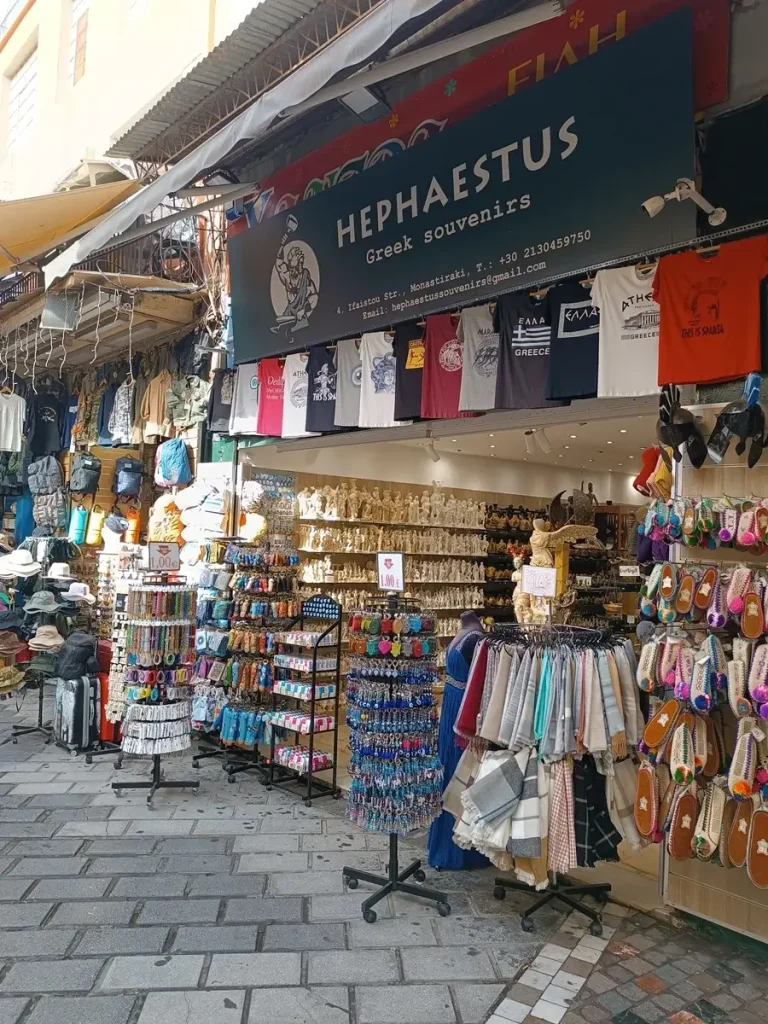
[0,695,567,1024]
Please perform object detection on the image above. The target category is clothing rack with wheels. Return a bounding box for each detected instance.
[342,594,450,922]
[447,621,643,934]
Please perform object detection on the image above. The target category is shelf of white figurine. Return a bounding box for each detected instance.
[297,517,484,531]
[298,549,485,558]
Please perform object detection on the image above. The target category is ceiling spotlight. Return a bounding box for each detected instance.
[606,440,613,445]
[642,177,726,227]
[618,463,623,467]
[564,445,570,449]
[534,429,551,454]
[424,440,440,463]
[491,454,496,458]
[619,429,627,433]
[488,434,495,437]
[451,438,457,442]
[569,434,577,439]
[489,445,496,449]
[558,454,563,459]
[588,458,594,463]
[524,431,536,456]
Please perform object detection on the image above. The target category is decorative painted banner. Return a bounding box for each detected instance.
[229,12,695,361]
[230,0,728,234]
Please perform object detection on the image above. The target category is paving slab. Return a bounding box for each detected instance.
[138,899,221,924]
[137,990,246,1024]
[1,958,105,994]
[232,834,300,853]
[246,986,350,1024]
[99,955,205,991]
[356,984,456,1024]
[206,952,302,988]
[24,997,135,1024]
[307,949,400,985]
[187,873,266,897]
[224,897,303,923]
[400,947,498,983]
[171,925,259,952]
[50,901,138,926]
[74,926,169,955]
[27,878,110,900]
[8,857,88,876]
[0,929,78,957]
[109,874,189,898]
[0,999,27,1024]
[452,983,507,1024]
[262,922,346,951]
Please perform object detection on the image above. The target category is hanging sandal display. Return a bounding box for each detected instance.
[729,717,761,799]
[667,784,698,861]
[694,781,726,861]
[746,804,768,888]
[634,762,660,840]
[670,720,695,785]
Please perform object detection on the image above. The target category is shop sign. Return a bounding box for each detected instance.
[521,565,557,598]
[234,0,728,232]
[230,12,695,360]
[377,552,405,592]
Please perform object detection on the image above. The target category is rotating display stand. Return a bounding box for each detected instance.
[342,595,450,922]
[493,873,610,935]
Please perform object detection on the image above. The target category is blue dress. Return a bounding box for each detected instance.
[427,640,489,871]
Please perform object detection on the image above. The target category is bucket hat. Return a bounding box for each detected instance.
[44,563,73,581]
[0,630,25,656]
[0,549,41,578]
[28,625,66,651]
[61,582,96,605]
[24,591,61,615]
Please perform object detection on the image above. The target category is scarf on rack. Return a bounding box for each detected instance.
[607,756,644,852]
[453,750,518,868]
[573,754,622,868]
[512,647,539,752]
[557,651,576,757]
[480,644,500,724]
[479,645,512,743]
[460,748,528,827]
[581,650,608,754]
[498,647,528,748]
[442,746,483,821]
[548,758,577,874]
[597,650,627,758]
[454,639,488,745]
[506,746,542,859]
[533,650,555,749]
[614,642,643,748]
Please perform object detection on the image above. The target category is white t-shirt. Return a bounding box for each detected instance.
[228,362,261,435]
[0,392,25,452]
[281,353,317,438]
[458,306,499,411]
[591,265,660,397]
[359,333,406,429]
[334,338,362,427]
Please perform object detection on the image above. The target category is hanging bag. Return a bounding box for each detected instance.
[154,438,193,488]
[70,454,102,495]
[112,456,143,500]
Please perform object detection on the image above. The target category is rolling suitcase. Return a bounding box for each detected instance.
[53,675,100,753]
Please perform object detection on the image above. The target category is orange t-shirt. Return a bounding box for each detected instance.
[654,235,768,386]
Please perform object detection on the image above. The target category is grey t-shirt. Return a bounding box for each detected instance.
[458,306,499,411]
[334,338,362,427]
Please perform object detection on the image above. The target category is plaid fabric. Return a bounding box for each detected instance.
[507,748,542,859]
[573,755,622,868]
[548,759,577,874]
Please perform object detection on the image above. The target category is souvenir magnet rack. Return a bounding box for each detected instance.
[263,594,342,805]
[112,571,199,806]
[343,593,450,923]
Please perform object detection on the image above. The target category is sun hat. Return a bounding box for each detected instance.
[0,549,41,578]
[61,581,96,605]
[0,534,12,553]
[45,563,74,581]
[24,591,61,615]
[0,630,25,656]
[28,625,66,651]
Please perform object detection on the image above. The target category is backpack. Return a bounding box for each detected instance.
[112,456,143,499]
[70,454,101,495]
[154,438,193,488]
[55,632,97,680]
[27,456,63,495]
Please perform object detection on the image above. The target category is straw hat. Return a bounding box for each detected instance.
[44,563,74,581]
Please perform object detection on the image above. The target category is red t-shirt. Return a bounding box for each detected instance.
[654,235,768,385]
[421,314,472,419]
[256,358,284,435]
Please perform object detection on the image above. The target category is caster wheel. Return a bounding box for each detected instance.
[227,775,235,783]
[493,886,506,901]
[70,749,78,757]
[193,762,200,770]
[437,902,451,918]
[413,869,426,883]
[347,877,359,890]
[114,789,123,798]
[589,921,603,937]
[521,917,534,933]
[114,761,122,770]
[333,790,341,800]
[305,800,312,808]
[595,892,610,905]
[11,737,17,744]
[85,756,93,766]
[363,909,377,924]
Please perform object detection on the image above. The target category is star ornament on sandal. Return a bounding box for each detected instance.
[758,838,768,856]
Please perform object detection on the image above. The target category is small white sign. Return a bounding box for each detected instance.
[377,552,405,592]
[147,542,181,572]
[619,564,642,578]
[575,575,593,589]
[521,565,557,598]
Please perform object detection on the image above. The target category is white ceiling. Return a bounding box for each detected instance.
[397,413,656,474]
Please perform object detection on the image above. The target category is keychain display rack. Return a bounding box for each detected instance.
[112,573,198,806]
[264,594,342,805]
[342,596,450,923]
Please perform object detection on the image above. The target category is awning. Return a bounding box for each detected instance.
[0,179,140,277]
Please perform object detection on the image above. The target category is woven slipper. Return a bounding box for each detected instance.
[747,645,768,712]
[705,634,728,692]
[694,567,718,610]
[733,636,754,673]
[718,796,738,867]
[643,698,682,751]
[637,640,661,693]
[673,645,695,702]
[755,502,768,543]
[667,498,686,541]
[698,498,716,534]
[729,717,760,800]
[728,659,752,718]
[670,721,695,785]
[693,715,709,773]
[634,762,659,839]
[706,581,727,629]
[719,507,739,543]
[682,501,700,544]
[728,795,755,867]
[747,806,768,888]
[727,566,752,615]
[694,782,726,861]
[660,563,678,602]
[659,640,681,690]
[657,596,677,625]
[703,717,720,777]
[657,770,676,843]
[690,656,713,713]
[736,507,759,550]
[675,573,696,617]
[667,785,698,861]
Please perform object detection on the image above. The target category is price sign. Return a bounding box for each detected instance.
[377,552,405,592]
[521,565,557,598]
[575,575,593,589]
[619,564,642,578]
[147,542,181,572]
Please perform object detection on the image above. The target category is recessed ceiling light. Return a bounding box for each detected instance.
[588,459,594,463]
[618,463,623,467]
[629,455,634,460]
[607,440,613,445]
[451,438,457,442]
[619,429,627,433]
[489,445,496,449]
[488,433,495,437]
[569,434,577,439]
[564,445,570,449]
[523,457,528,461]
[491,454,496,458]
[558,454,563,458]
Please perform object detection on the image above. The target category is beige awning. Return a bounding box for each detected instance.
[0,179,141,276]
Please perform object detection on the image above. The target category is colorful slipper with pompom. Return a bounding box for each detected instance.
[705,634,728,693]
[706,580,727,629]
[727,566,752,616]
[748,645,768,716]
[660,562,678,602]
[658,640,679,690]
[719,507,738,544]
[682,501,700,545]
[736,506,759,550]
[670,721,695,785]
[693,715,709,773]
[673,645,695,702]
[636,640,661,693]
[694,782,726,861]
[729,717,761,800]
[690,655,713,713]
[733,636,754,673]
[728,659,752,718]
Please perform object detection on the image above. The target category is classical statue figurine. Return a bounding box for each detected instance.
[420,490,432,526]
[322,485,338,520]
[337,481,349,520]
[511,555,530,624]
[527,517,598,624]
[587,482,598,506]
[370,486,382,522]
[297,488,313,519]
[360,488,373,522]
[407,493,420,524]
[444,494,457,527]
[430,488,444,525]
[392,491,405,524]
[348,481,361,521]
[381,489,393,524]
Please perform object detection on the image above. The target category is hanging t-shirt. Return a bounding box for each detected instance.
[31,391,65,455]
[458,306,499,412]
[228,363,260,435]
[591,265,660,397]
[545,281,599,400]
[393,321,425,420]
[306,345,340,433]
[334,338,362,428]
[421,314,467,419]
[359,333,402,428]
[61,393,78,452]
[494,294,566,410]
[0,393,25,452]
[256,358,284,436]
[654,235,768,386]
[281,353,317,438]
[210,368,236,433]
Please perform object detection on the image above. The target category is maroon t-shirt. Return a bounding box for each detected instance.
[421,314,472,419]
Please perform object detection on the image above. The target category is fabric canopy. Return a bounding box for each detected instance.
[0,179,140,276]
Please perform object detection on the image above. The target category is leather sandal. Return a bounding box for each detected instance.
[643,698,682,752]
[634,762,658,839]
[675,573,696,617]
[694,567,718,610]
[660,562,678,602]
[747,805,768,888]
[667,785,698,861]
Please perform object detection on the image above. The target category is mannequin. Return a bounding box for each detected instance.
[427,610,489,871]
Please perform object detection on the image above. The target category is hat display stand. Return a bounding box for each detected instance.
[10,543,52,746]
[112,572,198,807]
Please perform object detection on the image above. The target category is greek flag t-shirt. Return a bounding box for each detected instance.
[281,353,317,438]
[359,333,406,428]
[545,281,599,400]
[458,306,499,411]
[305,345,341,433]
[334,338,362,428]
[494,293,568,410]
[228,363,260,435]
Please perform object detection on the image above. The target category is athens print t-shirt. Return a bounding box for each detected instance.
[421,314,467,419]
[305,345,340,433]
[393,322,425,420]
[458,306,499,412]
[359,333,403,428]
[494,294,567,410]
[591,265,660,397]
[334,338,362,428]
[256,358,284,435]
[281,353,317,437]
[545,281,599,400]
